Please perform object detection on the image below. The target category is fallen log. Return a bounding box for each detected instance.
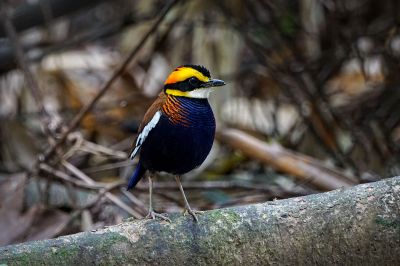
[217,128,357,190]
[0,177,399,265]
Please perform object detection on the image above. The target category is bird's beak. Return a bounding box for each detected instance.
[202,78,226,88]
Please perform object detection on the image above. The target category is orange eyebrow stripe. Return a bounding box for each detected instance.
[165,75,177,84]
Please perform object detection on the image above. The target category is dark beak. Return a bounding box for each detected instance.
[202,78,226,88]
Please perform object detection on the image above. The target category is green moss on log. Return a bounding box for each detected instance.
[1,177,399,265]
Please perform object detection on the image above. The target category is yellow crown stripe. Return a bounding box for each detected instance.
[164,67,209,84]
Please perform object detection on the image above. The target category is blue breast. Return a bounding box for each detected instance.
[140,97,215,175]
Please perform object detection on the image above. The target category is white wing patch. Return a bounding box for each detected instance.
[129,111,162,159]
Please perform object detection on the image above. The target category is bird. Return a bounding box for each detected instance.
[127,64,226,222]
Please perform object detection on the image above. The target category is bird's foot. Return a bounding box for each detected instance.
[183,208,203,222]
[146,209,171,222]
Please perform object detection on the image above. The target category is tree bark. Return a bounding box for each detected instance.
[1,177,399,265]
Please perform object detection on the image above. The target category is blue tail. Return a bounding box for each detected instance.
[127,161,147,190]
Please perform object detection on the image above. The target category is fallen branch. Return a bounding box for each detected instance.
[1,177,399,265]
[39,163,145,218]
[217,128,357,190]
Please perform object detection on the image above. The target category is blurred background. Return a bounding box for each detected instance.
[1,0,400,246]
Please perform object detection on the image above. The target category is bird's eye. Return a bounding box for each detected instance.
[189,77,199,86]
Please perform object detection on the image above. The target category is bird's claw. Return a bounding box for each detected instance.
[146,210,171,222]
[183,208,203,222]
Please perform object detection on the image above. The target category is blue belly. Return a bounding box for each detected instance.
[140,100,215,175]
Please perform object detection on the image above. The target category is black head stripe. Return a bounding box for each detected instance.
[164,78,198,91]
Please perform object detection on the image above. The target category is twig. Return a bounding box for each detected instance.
[39,0,54,38]
[61,160,143,218]
[39,163,108,190]
[63,133,128,160]
[61,160,94,184]
[120,190,148,215]
[1,5,51,132]
[82,182,126,210]
[39,162,142,218]
[134,180,305,197]
[83,160,134,174]
[79,139,128,159]
[56,181,128,235]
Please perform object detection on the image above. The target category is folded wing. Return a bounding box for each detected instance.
[129,92,166,159]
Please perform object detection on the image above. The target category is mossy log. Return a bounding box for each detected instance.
[1,177,399,265]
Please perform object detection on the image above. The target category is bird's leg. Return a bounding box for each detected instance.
[146,174,171,222]
[175,175,202,222]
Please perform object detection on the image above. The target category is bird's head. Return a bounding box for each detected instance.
[164,65,225,98]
